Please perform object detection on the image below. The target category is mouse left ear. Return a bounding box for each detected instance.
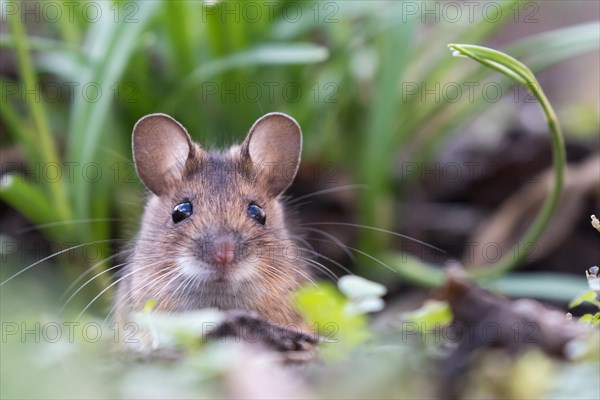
[242,112,302,197]
[132,113,193,196]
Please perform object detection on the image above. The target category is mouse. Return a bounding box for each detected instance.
[114,112,313,348]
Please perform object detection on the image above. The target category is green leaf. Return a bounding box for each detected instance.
[402,300,453,330]
[579,314,593,323]
[569,290,600,309]
[578,312,600,326]
[384,254,445,288]
[133,309,225,351]
[143,299,157,314]
[294,283,369,359]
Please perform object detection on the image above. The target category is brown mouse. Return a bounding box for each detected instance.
[114,112,311,344]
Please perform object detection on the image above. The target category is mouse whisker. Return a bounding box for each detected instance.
[15,218,124,234]
[103,266,181,326]
[300,227,356,262]
[346,245,398,274]
[300,258,338,282]
[75,258,170,321]
[1,239,126,287]
[267,260,318,288]
[290,239,354,276]
[286,184,367,205]
[175,276,200,312]
[59,253,121,302]
[300,221,448,255]
[259,260,304,291]
[154,270,190,310]
[61,261,128,313]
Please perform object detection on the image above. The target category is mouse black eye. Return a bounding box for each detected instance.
[172,201,193,223]
[247,202,266,225]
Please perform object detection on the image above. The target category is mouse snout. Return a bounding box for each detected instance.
[210,233,237,267]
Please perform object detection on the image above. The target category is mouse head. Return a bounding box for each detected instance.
[130,113,304,296]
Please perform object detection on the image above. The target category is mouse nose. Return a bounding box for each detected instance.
[211,234,236,266]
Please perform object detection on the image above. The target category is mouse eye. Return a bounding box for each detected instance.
[247,202,266,225]
[172,201,193,223]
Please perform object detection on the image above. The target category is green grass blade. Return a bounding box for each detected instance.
[66,1,160,222]
[0,35,78,52]
[164,1,195,74]
[489,273,589,302]
[0,174,55,227]
[507,21,600,70]
[56,0,80,44]
[0,87,37,163]
[164,43,329,106]
[6,11,71,223]
[357,16,416,259]
[384,253,445,288]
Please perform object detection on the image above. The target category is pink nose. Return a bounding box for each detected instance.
[212,235,236,266]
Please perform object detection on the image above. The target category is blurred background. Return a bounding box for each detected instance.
[0,1,599,398]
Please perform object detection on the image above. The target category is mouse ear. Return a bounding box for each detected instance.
[132,113,193,196]
[242,112,302,197]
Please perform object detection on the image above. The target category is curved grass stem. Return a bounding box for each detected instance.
[448,44,566,282]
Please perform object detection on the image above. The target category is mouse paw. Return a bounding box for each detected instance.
[207,310,318,353]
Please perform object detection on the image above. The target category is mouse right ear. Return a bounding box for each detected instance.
[132,113,193,196]
[242,112,302,197]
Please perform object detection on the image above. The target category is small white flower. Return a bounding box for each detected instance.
[591,214,600,231]
[338,275,387,299]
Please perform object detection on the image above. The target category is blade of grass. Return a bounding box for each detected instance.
[0,35,78,52]
[66,1,160,223]
[489,273,588,302]
[508,21,600,70]
[0,174,56,229]
[357,14,416,260]
[6,11,72,224]
[403,0,515,101]
[56,0,80,44]
[163,43,329,107]
[164,1,195,74]
[383,254,445,288]
[0,89,37,163]
[386,253,586,302]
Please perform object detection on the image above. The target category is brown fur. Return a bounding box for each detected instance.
[115,113,309,333]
